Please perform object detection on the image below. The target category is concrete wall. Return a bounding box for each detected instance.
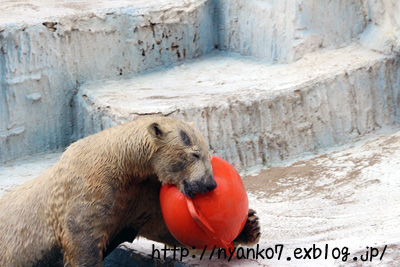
[0,0,217,162]
[75,48,400,171]
[360,0,400,54]
[1,0,400,164]
[216,0,367,63]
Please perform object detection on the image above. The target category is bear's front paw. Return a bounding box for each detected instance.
[234,209,260,246]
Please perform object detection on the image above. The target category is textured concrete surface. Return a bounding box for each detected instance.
[75,45,400,171]
[216,0,366,63]
[0,0,203,25]
[1,0,400,163]
[0,151,61,198]
[0,0,216,162]
[217,0,400,63]
[359,0,400,55]
[0,0,400,162]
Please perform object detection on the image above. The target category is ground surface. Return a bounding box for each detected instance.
[1,128,400,266]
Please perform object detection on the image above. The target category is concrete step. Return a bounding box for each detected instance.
[75,45,400,171]
[0,0,216,162]
[216,0,366,63]
[1,0,398,164]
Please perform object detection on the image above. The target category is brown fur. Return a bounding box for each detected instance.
[0,116,259,266]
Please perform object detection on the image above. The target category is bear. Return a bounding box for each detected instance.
[0,116,260,266]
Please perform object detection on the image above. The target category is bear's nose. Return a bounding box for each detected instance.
[205,176,217,191]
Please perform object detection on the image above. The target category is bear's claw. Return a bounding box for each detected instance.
[234,209,261,245]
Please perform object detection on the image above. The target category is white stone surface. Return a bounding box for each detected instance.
[216,0,366,63]
[0,0,216,162]
[2,0,400,163]
[0,151,62,198]
[360,0,400,55]
[75,45,400,170]
[0,0,203,26]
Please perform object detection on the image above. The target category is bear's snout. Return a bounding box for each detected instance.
[204,175,217,191]
[183,175,217,198]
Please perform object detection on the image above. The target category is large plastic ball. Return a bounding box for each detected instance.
[160,156,248,251]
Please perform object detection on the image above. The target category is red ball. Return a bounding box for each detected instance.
[160,156,248,251]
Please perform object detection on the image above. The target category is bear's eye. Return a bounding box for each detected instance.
[192,153,200,160]
[180,130,192,146]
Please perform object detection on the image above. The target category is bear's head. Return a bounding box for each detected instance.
[148,118,217,198]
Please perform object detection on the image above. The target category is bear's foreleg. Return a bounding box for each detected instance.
[62,231,104,267]
[62,202,112,267]
[234,209,261,246]
[103,212,151,258]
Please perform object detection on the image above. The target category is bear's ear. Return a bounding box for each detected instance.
[148,122,165,139]
[188,121,195,127]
